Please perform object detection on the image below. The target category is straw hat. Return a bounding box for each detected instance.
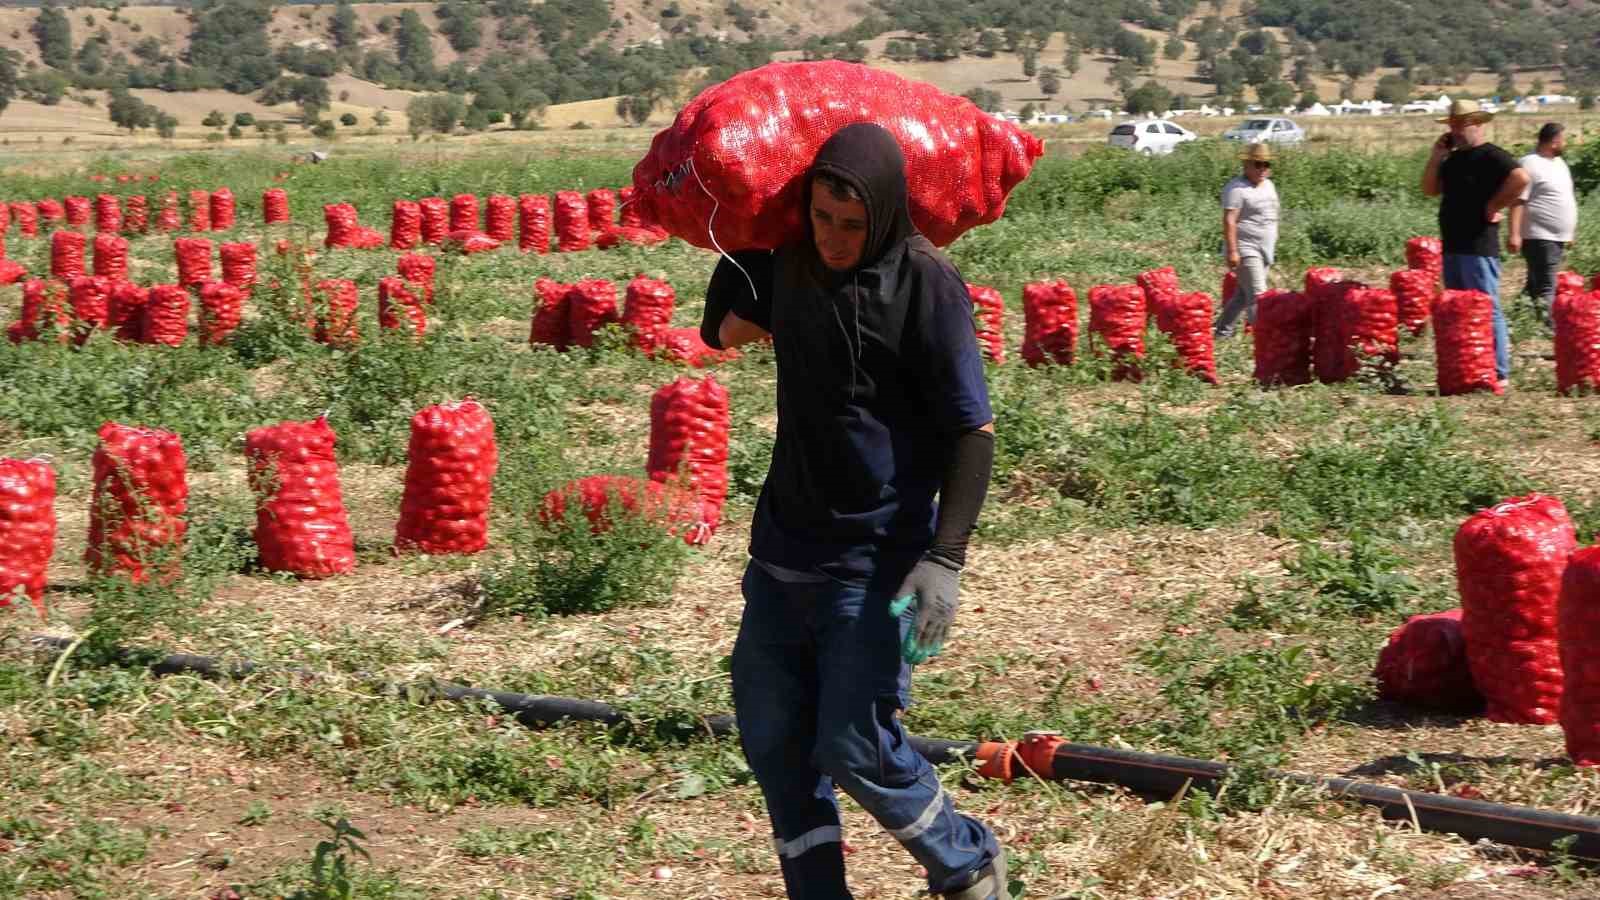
[1437,98,1494,124]
[1239,142,1274,163]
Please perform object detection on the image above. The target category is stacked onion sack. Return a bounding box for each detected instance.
[1252,290,1314,386]
[1087,285,1146,381]
[967,284,1006,364]
[1020,280,1077,367]
[646,376,731,541]
[378,277,428,340]
[395,400,498,555]
[1554,290,1600,395]
[86,423,188,584]
[1434,290,1502,395]
[245,417,355,578]
[0,458,56,618]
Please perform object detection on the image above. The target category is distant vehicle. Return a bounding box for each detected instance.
[1108,120,1197,154]
[1221,117,1305,144]
[1400,101,1441,115]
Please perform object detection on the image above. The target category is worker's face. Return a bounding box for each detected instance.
[1244,159,1271,185]
[810,183,869,272]
[1449,119,1483,146]
[1549,132,1568,156]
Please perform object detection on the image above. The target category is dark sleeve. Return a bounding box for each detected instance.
[1488,145,1520,186]
[927,428,993,570]
[701,250,775,349]
[907,262,994,434]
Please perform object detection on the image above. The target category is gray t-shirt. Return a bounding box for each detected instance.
[1518,153,1577,243]
[1222,175,1280,264]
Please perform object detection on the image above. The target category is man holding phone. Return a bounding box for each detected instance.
[1420,99,1531,386]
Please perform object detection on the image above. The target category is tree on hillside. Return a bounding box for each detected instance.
[1496,69,1516,98]
[1125,80,1173,114]
[1257,79,1294,109]
[438,2,484,53]
[31,3,71,71]
[0,49,17,119]
[107,87,155,132]
[1112,28,1155,69]
[19,69,68,106]
[1298,85,1321,109]
[1374,73,1410,105]
[1164,34,1185,61]
[616,94,655,126]
[1038,67,1061,97]
[373,108,391,127]
[330,0,359,50]
[406,93,464,136]
[187,0,279,94]
[962,87,1003,112]
[395,9,436,82]
[202,109,226,127]
[1107,58,1138,97]
[1021,47,1037,79]
[1062,39,1081,77]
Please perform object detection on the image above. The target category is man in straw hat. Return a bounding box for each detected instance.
[1214,142,1280,337]
[1421,99,1530,385]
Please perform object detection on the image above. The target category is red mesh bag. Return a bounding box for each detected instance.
[323,203,359,248]
[155,192,181,232]
[92,234,128,281]
[187,190,211,232]
[967,283,1006,364]
[7,279,70,344]
[36,198,64,224]
[1405,236,1443,279]
[656,327,740,367]
[1373,608,1482,712]
[0,202,8,237]
[632,60,1042,251]
[198,281,244,346]
[1559,547,1600,765]
[1559,270,1586,303]
[1455,494,1574,724]
[1315,285,1398,383]
[220,242,257,294]
[0,458,55,617]
[623,276,676,352]
[352,226,385,249]
[312,279,360,348]
[540,474,708,545]
[50,230,86,281]
[64,196,90,227]
[245,417,356,579]
[529,277,572,350]
[484,194,515,242]
[1304,266,1342,297]
[395,399,498,555]
[419,197,448,245]
[123,195,148,234]
[174,237,213,287]
[568,279,619,348]
[1221,270,1237,306]
[378,276,427,340]
[518,194,550,254]
[1554,290,1600,396]
[397,253,436,305]
[389,199,421,250]
[619,185,643,228]
[69,275,113,342]
[86,422,188,584]
[209,188,235,231]
[1163,292,1218,383]
[647,375,730,531]
[1087,285,1146,381]
[449,193,479,233]
[1021,281,1078,367]
[1137,267,1181,334]
[595,225,670,249]
[1434,290,1502,395]
[94,194,122,234]
[1390,268,1437,337]
[10,202,38,237]
[109,282,149,342]
[446,229,500,253]
[1252,290,1314,387]
[144,284,190,346]
[554,191,591,252]
[0,259,25,286]
[263,188,290,225]
[586,188,617,234]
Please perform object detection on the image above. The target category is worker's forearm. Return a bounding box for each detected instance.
[928,424,994,569]
[1488,173,1530,215]
[1421,157,1443,197]
[1222,216,1239,255]
[717,311,769,350]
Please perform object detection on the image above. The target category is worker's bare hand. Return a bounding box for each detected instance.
[1486,207,1503,225]
[1508,234,1523,254]
[1226,250,1242,270]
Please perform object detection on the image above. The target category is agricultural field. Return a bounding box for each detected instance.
[7,141,1600,900]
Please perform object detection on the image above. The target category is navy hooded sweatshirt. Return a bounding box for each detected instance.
[702,123,993,577]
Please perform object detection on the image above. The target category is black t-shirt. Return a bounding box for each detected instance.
[1438,143,1519,257]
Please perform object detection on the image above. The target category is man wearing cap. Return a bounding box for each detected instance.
[1421,99,1531,384]
[1214,142,1279,338]
[1508,122,1577,323]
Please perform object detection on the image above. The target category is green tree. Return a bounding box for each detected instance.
[1257,79,1294,109]
[311,119,336,139]
[961,86,1003,112]
[1582,90,1596,111]
[1038,66,1061,97]
[202,109,226,127]
[1297,85,1321,109]
[1164,34,1185,61]
[406,93,464,135]
[107,87,154,132]
[1374,73,1411,105]
[233,111,255,127]
[1019,101,1037,121]
[1113,29,1155,68]
[395,9,436,81]
[1125,80,1174,114]
[31,4,71,71]
[0,49,16,119]
[18,69,68,106]
[156,112,177,139]
[615,94,655,126]
[1108,58,1139,96]
[976,29,1002,58]
[1496,69,1516,98]
[228,124,242,138]
[1063,40,1081,76]
[373,108,391,127]
[330,0,359,49]
[187,0,279,94]
[438,1,483,53]
[1531,77,1546,96]
[339,112,357,126]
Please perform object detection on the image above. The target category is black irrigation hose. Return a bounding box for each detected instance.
[30,636,1600,858]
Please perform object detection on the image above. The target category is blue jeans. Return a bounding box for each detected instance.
[1442,253,1510,380]
[731,561,998,899]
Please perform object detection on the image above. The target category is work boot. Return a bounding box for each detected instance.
[941,848,1009,900]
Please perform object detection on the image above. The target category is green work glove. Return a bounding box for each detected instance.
[889,556,961,665]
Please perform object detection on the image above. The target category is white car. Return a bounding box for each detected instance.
[1221,117,1305,144]
[1107,120,1197,155]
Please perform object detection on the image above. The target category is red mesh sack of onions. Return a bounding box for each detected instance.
[518,194,550,254]
[967,284,1006,364]
[263,188,290,225]
[395,399,498,555]
[1162,291,1218,384]
[124,194,148,234]
[94,194,122,234]
[174,237,213,287]
[540,474,709,545]
[1555,290,1600,395]
[1433,290,1502,395]
[1087,284,1146,381]
[109,282,149,342]
[198,281,244,346]
[7,279,70,345]
[377,276,427,340]
[209,188,235,231]
[50,230,86,281]
[36,198,65,224]
[529,277,571,350]
[64,195,90,227]
[419,197,448,245]
[397,253,436,305]
[390,200,421,250]
[1390,268,1437,337]
[1559,270,1587,303]
[245,417,355,579]
[1321,286,1399,383]
[445,229,500,254]
[554,191,591,253]
[623,276,676,352]
[619,185,643,228]
[0,457,56,618]
[92,233,128,281]
[1252,290,1314,387]
[68,275,113,342]
[485,194,515,242]
[0,259,25,286]
[656,327,740,367]
[1405,236,1443,279]
[449,193,479,233]
[631,60,1042,252]
[1021,280,1077,368]
[1373,608,1482,712]
[647,375,730,532]
[567,279,619,349]
[1559,547,1600,766]
[323,203,359,248]
[1137,266,1181,333]
[144,284,190,346]
[1454,494,1574,724]
[155,192,181,232]
[187,190,211,232]
[220,242,257,294]
[586,188,617,234]
[312,279,360,348]
[10,202,38,237]
[86,422,188,584]
[594,225,671,249]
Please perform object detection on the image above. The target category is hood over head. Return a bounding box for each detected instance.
[804,123,917,272]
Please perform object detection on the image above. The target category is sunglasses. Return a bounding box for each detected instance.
[1250,160,1273,169]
